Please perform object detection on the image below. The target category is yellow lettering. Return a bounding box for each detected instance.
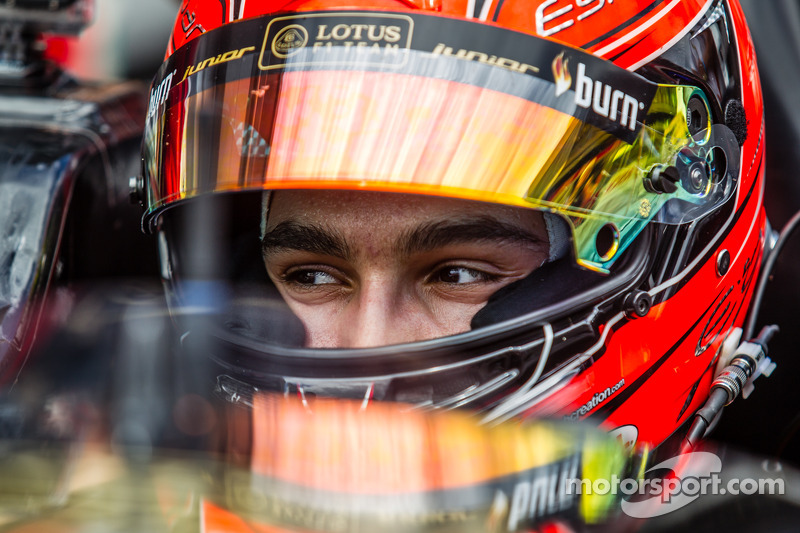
[220,50,238,61]
[184,46,255,80]
[316,24,331,40]
[236,46,256,58]
[367,24,386,41]
[351,23,369,39]
[464,50,489,62]
[331,24,351,39]
[496,57,520,70]
[384,25,402,42]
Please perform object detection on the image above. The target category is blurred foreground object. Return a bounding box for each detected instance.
[0,284,797,532]
[0,0,157,383]
[222,395,627,532]
[0,284,630,531]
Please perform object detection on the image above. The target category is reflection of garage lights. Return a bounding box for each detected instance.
[0,184,39,338]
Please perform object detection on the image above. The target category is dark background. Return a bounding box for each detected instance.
[712,0,800,466]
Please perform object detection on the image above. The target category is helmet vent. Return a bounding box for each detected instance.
[595,224,619,261]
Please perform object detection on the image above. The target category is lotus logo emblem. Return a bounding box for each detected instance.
[552,51,572,97]
[272,24,308,58]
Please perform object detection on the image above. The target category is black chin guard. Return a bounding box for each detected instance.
[471,258,605,328]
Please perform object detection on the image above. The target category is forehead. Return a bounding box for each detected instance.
[265,190,546,231]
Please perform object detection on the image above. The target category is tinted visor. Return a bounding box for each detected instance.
[142,10,740,272]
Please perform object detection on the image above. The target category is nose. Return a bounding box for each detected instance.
[338,280,432,348]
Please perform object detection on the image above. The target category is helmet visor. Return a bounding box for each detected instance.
[143,10,740,272]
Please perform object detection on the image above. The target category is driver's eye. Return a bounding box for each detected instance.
[287,270,339,286]
[434,267,493,284]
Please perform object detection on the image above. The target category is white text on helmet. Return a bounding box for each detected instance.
[148,71,174,120]
[536,0,615,38]
[574,63,642,131]
[563,378,625,420]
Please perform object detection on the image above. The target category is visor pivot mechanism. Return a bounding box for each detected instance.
[686,94,710,137]
[643,165,680,195]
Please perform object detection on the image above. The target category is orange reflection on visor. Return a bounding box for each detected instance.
[145,25,739,272]
[249,393,571,493]
[207,70,573,209]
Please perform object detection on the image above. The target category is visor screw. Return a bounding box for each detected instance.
[686,161,711,194]
[644,165,680,194]
[623,290,652,319]
[128,175,144,205]
[716,249,731,277]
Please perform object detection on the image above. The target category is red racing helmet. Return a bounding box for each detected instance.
[137,0,767,456]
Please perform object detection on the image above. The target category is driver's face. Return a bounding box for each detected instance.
[262,191,550,348]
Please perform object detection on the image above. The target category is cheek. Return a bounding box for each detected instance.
[423,300,485,336]
[287,302,343,348]
[285,296,483,348]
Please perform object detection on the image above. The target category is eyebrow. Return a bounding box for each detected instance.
[398,216,547,256]
[262,221,352,259]
[261,215,546,259]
